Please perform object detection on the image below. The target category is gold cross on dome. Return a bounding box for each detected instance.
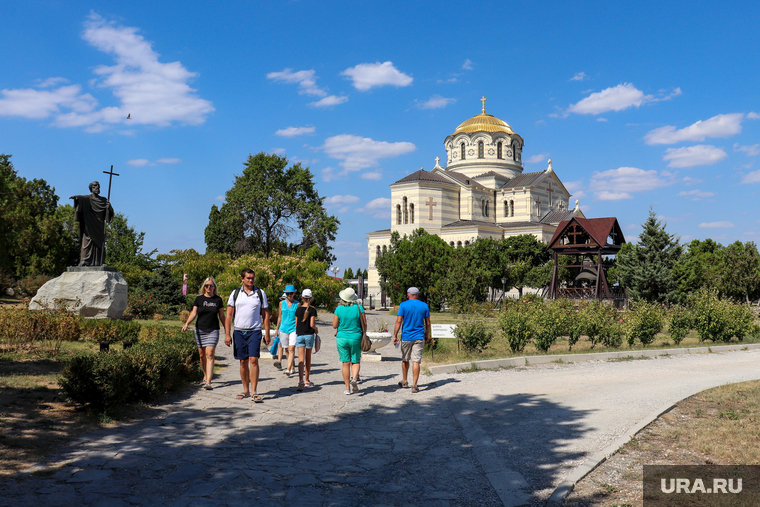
[481,96,487,114]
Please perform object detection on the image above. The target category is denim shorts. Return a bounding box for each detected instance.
[296,334,315,349]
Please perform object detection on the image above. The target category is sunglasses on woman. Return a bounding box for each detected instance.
[205,284,215,288]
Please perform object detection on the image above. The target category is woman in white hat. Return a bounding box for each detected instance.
[332,287,366,394]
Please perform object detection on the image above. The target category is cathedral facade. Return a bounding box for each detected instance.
[366,99,584,298]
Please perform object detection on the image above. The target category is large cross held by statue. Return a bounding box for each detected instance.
[426,197,437,220]
[101,165,119,264]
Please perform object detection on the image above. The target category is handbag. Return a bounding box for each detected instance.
[314,334,321,353]
[359,305,371,352]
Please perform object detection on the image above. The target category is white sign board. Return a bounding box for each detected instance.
[431,324,457,338]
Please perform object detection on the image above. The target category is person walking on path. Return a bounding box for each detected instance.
[225,268,270,402]
[182,276,225,390]
[332,287,366,395]
[273,285,298,375]
[393,287,431,393]
[294,288,318,391]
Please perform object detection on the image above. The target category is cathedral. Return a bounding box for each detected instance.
[366,98,585,298]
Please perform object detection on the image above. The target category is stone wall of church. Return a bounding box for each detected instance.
[391,183,459,232]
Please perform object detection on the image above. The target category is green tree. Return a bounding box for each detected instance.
[716,241,760,303]
[500,235,552,298]
[443,245,491,312]
[0,154,73,278]
[355,268,365,279]
[206,153,339,263]
[673,239,723,299]
[617,209,682,303]
[376,229,451,309]
[343,267,354,280]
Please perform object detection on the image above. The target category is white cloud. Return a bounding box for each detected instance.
[741,170,760,184]
[570,72,587,81]
[36,77,70,88]
[699,222,734,229]
[644,113,744,145]
[266,68,326,97]
[321,134,416,175]
[567,84,680,115]
[590,166,673,200]
[275,126,315,137]
[324,195,360,205]
[309,95,348,107]
[361,172,383,181]
[356,197,391,219]
[678,189,715,200]
[597,118,608,122]
[418,95,456,109]
[0,85,98,119]
[734,143,760,156]
[662,145,727,168]
[525,153,549,164]
[341,61,412,91]
[157,157,181,164]
[214,195,224,201]
[462,59,473,70]
[127,158,152,167]
[748,112,760,120]
[682,176,703,186]
[567,83,648,115]
[437,78,458,84]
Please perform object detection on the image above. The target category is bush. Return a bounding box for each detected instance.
[691,288,733,343]
[81,319,141,344]
[178,309,190,323]
[16,274,52,297]
[498,306,534,353]
[0,303,83,355]
[532,302,566,353]
[626,300,665,346]
[59,327,199,409]
[579,301,621,349]
[667,305,691,344]
[726,302,755,342]
[454,317,494,351]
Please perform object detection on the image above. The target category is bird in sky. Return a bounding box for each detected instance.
[127,113,131,119]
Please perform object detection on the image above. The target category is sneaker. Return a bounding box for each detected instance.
[343,389,351,395]
[204,383,213,390]
[350,378,359,393]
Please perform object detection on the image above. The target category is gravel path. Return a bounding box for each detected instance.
[3,310,760,506]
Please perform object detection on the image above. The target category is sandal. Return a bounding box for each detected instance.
[204,383,213,390]
[304,381,314,388]
[411,386,420,393]
[252,394,263,403]
[297,382,304,392]
[236,392,250,399]
[397,381,409,388]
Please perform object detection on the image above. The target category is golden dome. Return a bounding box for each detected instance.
[452,113,514,136]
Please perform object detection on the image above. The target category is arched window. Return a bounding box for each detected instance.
[510,200,514,217]
[478,141,484,159]
[485,200,489,217]
[403,197,408,224]
[382,245,387,254]
[461,143,465,160]
[410,203,414,224]
[376,246,381,257]
[481,199,485,216]
[504,200,508,217]
[465,240,470,247]
[457,241,462,248]
[497,142,503,159]
[396,204,401,225]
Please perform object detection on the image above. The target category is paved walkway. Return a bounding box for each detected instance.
[3,310,760,506]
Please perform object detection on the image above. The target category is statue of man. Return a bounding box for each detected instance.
[70,181,114,266]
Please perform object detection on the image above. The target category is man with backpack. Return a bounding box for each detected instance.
[225,268,270,402]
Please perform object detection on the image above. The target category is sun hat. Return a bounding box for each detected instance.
[339,287,358,302]
[284,284,297,293]
[407,287,419,295]
[301,288,313,298]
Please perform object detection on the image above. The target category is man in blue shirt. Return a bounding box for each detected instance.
[392,287,431,393]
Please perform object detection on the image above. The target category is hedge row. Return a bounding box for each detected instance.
[59,327,199,409]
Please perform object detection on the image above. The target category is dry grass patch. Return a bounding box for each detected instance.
[565,379,760,507]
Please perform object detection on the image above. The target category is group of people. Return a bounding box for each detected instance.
[182,268,431,400]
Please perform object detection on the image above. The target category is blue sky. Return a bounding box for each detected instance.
[2,1,760,276]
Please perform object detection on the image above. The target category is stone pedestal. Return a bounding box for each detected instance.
[29,266,128,319]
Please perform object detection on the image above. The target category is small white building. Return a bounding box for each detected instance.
[367,98,585,298]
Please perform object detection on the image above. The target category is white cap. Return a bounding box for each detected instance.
[301,288,313,298]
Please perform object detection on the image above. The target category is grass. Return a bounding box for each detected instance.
[421,327,760,367]
[566,379,760,506]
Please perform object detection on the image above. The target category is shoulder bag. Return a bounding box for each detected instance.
[359,305,371,352]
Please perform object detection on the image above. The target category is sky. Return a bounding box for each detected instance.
[2,1,760,276]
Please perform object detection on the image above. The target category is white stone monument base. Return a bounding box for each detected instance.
[29,266,128,319]
[362,332,392,361]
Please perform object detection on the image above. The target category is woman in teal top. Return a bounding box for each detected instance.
[332,287,366,395]
[274,284,299,374]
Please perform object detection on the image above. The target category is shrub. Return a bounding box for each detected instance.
[667,305,691,344]
[153,314,164,322]
[532,303,566,353]
[454,317,494,351]
[0,303,83,355]
[626,300,665,346]
[726,302,755,342]
[16,274,52,298]
[580,301,621,349]
[81,319,141,343]
[691,288,733,343]
[127,290,159,319]
[498,306,534,353]
[59,327,199,409]
[178,309,190,323]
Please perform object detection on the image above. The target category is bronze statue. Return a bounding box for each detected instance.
[70,181,114,266]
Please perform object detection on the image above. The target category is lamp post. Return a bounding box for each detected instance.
[501,276,507,301]
[331,266,340,278]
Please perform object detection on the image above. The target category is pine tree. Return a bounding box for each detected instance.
[343,267,354,280]
[617,209,682,303]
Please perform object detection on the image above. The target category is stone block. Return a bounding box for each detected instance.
[29,268,128,319]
